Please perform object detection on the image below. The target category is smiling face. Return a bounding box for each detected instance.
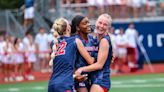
[78,17,91,34]
[95,15,112,35]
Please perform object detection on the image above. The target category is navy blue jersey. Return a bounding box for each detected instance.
[91,35,113,89]
[48,36,77,88]
[75,34,95,69]
[74,34,96,89]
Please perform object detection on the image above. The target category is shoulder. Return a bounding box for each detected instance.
[101,38,108,43]
[75,38,81,43]
[101,36,112,47]
[99,38,110,51]
[104,35,111,41]
[100,38,109,47]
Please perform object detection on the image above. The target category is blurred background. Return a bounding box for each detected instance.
[0,0,164,92]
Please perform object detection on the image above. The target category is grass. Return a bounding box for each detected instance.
[0,73,164,92]
[110,73,164,92]
[0,81,48,92]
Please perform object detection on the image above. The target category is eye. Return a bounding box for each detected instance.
[85,21,89,24]
[103,23,107,26]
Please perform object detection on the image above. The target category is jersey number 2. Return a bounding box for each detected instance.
[55,42,67,56]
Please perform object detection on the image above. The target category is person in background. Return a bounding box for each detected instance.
[125,23,138,72]
[146,0,157,17]
[35,27,49,73]
[114,28,128,73]
[4,35,16,82]
[24,0,35,28]
[25,35,37,80]
[87,0,96,19]
[14,38,25,81]
[131,0,142,18]
[0,34,8,82]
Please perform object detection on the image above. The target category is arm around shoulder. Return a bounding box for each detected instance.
[76,38,110,73]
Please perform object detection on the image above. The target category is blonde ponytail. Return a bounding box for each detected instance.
[49,31,59,66]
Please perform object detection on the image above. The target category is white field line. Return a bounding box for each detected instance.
[8,88,20,92]
[112,78,164,84]
[0,86,46,92]
[112,84,164,88]
[33,86,45,90]
[0,78,164,91]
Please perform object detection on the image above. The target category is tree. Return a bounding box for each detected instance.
[0,0,24,9]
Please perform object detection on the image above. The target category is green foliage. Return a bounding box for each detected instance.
[0,0,24,9]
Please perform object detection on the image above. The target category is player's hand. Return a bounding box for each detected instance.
[74,74,88,82]
[75,68,83,77]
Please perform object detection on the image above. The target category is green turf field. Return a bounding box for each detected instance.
[0,73,164,92]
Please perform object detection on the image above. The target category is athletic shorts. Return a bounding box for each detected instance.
[91,70,111,90]
[48,84,74,92]
[24,7,34,19]
[75,79,90,89]
[75,72,91,89]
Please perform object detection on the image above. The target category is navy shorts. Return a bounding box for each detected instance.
[75,73,91,90]
[90,71,111,90]
[48,84,74,92]
[75,79,90,89]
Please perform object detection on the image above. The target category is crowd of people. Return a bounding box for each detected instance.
[110,23,139,73]
[61,0,164,19]
[0,27,53,82]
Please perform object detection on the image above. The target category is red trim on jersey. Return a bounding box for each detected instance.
[65,90,71,92]
[101,87,108,92]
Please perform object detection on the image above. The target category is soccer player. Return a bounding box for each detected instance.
[48,18,94,92]
[71,15,94,92]
[75,14,113,92]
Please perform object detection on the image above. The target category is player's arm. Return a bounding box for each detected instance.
[75,38,94,64]
[75,38,109,73]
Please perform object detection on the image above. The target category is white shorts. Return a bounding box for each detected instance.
[0,54,5,63]
[114,0,121,5]
[87,0,97,6]
[15,53,24,64]
[116,48,127,58]
[38,53,49,59]
[117,51,127,58]
[2,54,15,64]
[131,0,142,8]
[107,0,114,5]
[147,1,156,7]
[26,53,37,63]
[24,7,34,19]
[96,0,105,6]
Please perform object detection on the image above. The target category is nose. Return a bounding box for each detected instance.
[99,24,104,28]
[87,22,90,27]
